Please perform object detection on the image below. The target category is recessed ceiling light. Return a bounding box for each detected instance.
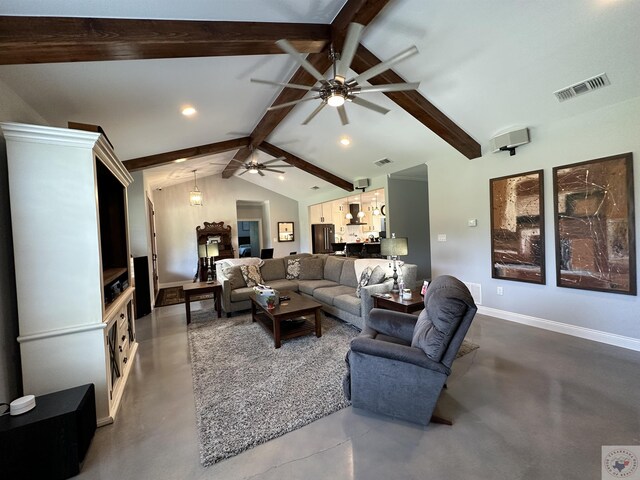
[181,106,197,116]
[174,158,187,163]
[340,137,351,146]
[278,175,285,180]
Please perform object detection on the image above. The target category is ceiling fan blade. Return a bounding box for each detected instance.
[337,105,349,126]
[335,22,364,82]
[263,168,285,174]
[356,82,420,93]
[265,164,294,168]
[352,46,419,85]
[238,169,249,176]
[276,39,327,84]
[262,157,286,165]
[211,158,245,165]
[349,96,390,115]
[258,170,265,176]
[302,101,327,125]
[267,95,321,111]
[250,78,321,92]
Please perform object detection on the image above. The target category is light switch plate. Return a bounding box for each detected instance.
[437,234,447,242]
[468,219,477,227]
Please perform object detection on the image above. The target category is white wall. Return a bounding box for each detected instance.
[127,170,155,311]
[0,79,49,402]
[153,173,300,285]
[428,96,640,343]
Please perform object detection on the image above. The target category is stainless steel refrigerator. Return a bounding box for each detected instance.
[311,224,335,253]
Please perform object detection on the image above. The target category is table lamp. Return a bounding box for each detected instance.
[380,233,408,292]
[198,241,219,282]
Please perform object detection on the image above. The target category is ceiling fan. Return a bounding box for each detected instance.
[211,152,294,177]
[251,22,420,125]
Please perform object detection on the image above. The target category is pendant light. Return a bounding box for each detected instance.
[373,192,381,216]
[189,170,203,206]
[357,193,365,221]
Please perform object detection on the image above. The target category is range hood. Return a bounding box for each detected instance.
[348,204,367,225]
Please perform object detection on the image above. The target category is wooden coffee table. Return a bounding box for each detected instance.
[373,289,424,314]
[250,290,322,348]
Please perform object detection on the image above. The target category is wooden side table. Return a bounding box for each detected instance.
[184,281,222,324]
[373,289,424,314]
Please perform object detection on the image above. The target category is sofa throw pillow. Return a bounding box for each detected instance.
[222,265,247,290]
[355,267,373,298]
[240,264,263,288]
[299,257,324,280]
[286,258,301,280]
[368,265,386,285]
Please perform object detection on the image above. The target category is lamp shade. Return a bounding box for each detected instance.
[380,236,408,256]
[206,241,219,257]
[198,241,220,258]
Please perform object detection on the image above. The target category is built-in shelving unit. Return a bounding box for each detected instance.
[1,122,137,426]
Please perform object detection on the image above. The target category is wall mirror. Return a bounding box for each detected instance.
[278,222,294,242]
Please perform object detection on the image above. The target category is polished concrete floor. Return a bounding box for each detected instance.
[77,301,640,480]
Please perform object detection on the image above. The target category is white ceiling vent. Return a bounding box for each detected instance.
[554,73,610,102]
[374,158,392,167]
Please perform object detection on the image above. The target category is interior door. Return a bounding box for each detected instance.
[147,196,159,301]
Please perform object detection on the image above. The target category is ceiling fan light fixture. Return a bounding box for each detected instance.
[327,92,346,107]
[248,168,259,174]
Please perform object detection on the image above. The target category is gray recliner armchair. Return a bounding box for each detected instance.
[343,275,478,425]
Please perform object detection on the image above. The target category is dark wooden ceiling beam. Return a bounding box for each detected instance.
[351,45,482,160]
[222,146,252,178]
[222,0,391,178]
[0,16,330,65]
[123,137,250,172]
[258,142,353,192]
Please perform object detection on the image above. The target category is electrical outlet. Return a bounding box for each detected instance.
[468,219,477,227]
[497,286,503,295]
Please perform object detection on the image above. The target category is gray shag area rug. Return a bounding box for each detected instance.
[187,311,358,466]
[187,309,479,466]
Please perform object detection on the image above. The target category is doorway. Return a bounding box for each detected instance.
[237,220,262,257]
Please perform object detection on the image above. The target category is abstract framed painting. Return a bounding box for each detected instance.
[490,170,545,284]
[553,152,636,295]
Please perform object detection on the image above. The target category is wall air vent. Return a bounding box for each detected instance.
[554,73,610,102]
[310,186,320,190]
[374,158,392,167]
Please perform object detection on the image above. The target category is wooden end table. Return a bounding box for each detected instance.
[373,288,424,314]
[250,290,322,348]
[184,281,222,324]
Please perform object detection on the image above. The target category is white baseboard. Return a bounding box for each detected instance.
[478,306,640,352]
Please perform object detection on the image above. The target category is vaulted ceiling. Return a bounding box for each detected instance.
[1,0,639,200]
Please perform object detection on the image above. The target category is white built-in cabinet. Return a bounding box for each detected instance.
[1,122,137,426]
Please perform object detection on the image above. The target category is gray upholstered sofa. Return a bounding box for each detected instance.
[216,253,418,330]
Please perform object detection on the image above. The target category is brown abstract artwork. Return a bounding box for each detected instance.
[490,170,545,284]
[553,153,636,295]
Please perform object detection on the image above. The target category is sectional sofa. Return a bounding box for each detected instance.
[216,253,418,330]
